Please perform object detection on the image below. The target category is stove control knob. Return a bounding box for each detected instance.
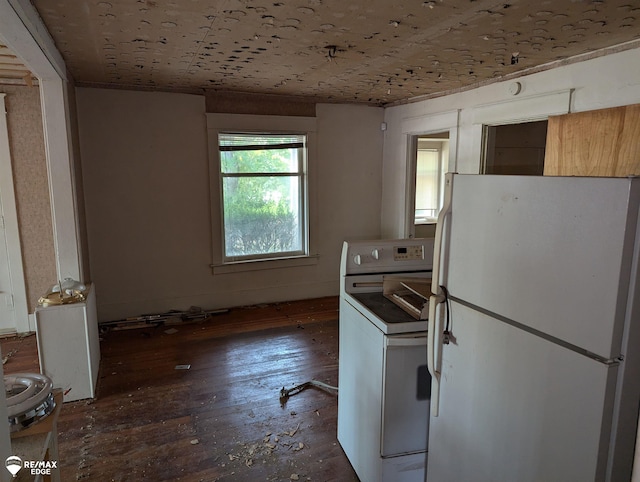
[353,254,362,265]
[371,249,380,260]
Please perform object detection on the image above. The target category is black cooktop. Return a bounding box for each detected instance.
[351,292,419,324]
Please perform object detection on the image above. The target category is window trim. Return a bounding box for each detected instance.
[218,131,308,262]
[400,110,459,238]
[207,114,317,273]
[414,143,445,225]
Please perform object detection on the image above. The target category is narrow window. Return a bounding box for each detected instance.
[218,133,308,262]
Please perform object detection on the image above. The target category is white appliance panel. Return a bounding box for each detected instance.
[445,175,638,359]
[35,284,101,402]
[381,334,429,456]
[427,301,615,482]
[337,298,386,482]
[338,298,429,481]
[341,238,434,276]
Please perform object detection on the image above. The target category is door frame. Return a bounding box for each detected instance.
[471,89,573,172]
[401,109,459,239]
[0,0,83,284]
[0,94,29,333]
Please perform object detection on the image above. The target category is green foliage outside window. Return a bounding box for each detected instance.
[220,141,303,258]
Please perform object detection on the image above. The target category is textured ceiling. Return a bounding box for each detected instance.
[25,0,640,105]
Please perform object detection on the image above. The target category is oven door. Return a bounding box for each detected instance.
[381,333,431,457]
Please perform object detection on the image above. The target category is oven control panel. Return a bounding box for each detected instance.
[393,245,424,261]
[341,238,434,275]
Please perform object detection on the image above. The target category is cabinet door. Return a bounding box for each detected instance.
[544,103,640,177]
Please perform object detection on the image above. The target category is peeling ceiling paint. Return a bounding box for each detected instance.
[27,0,640,105]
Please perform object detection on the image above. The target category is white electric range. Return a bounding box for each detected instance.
[337,238,434,482]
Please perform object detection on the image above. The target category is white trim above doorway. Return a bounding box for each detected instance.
[469,89,573,167]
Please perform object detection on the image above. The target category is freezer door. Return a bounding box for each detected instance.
[445,175,640,359]
[427,301,618,482]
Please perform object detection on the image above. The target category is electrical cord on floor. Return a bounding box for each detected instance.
[279,380,338,405]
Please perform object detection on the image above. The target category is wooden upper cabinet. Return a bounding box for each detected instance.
[543,104,640,177]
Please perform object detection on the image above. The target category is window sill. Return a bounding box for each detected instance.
[415,220,437,225]
[211,255,319,275]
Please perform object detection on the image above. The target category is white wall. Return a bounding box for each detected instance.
[77,47,640,320]
[76,88,383,321]
[316,103,384,243]
[381,47,640,238]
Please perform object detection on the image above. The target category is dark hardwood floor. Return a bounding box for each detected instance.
[1,297,360,481]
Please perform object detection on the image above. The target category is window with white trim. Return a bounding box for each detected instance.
[218,132,308,262]
[414,135,448,224]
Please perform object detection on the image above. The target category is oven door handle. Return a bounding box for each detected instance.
[386,335,427,347]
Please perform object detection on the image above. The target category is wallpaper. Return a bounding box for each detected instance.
[2,85,56,312]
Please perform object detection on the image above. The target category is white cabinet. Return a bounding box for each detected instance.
[34,284,100,402]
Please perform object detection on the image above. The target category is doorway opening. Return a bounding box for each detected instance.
[409,131,449,238]
[482,120,548,175]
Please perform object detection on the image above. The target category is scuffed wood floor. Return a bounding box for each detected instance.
[1,297,359,481]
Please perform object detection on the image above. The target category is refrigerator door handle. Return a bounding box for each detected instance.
[427,298,442,416]
[428,173,454,417]
[430,173,454,303]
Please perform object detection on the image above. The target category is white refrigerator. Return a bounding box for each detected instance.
[427,174,640,481]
